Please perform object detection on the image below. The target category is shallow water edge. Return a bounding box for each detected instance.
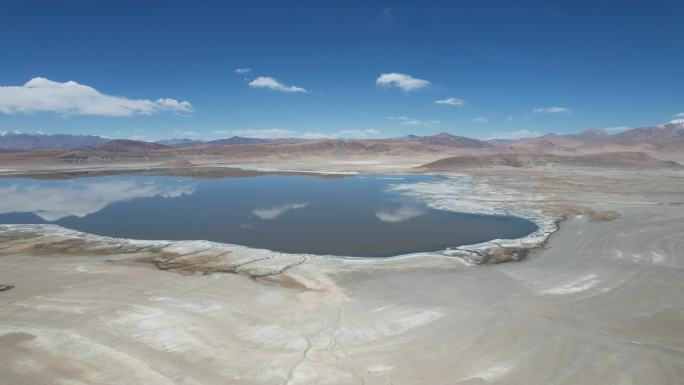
[0,175,562,268]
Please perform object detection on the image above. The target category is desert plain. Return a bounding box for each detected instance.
[1,130,684,385]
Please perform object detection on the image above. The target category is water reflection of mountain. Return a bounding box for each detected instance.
[0,179,196,221]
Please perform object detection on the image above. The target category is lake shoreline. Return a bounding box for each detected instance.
[0,170,557,265]
[1,160,683,384]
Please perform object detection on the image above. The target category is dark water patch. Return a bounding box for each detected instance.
[0,175,537,257]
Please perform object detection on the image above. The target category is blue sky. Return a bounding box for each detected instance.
[0,0,682,140]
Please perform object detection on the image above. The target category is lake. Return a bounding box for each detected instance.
[0,174,537,257]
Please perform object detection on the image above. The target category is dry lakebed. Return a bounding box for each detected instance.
[1,159,683,385]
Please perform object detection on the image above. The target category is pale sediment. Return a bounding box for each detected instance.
[386,175,562,263]
[2,164,683,385]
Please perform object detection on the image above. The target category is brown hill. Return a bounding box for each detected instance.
[511,134,588,151]
[612,123,684,143]
[512,123,684,151]
[168,135,491,159]
[420,151,682,170]
[411,132,492,148]
[98,140,168,152]
[569,129,610,142]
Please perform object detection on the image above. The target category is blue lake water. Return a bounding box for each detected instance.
[0,174,537,257]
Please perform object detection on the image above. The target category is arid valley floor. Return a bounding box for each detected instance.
[1,145,683,385]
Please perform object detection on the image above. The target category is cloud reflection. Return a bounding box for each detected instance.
[252,202,308,220]
[375,205,425,223]
[0,179,196,221]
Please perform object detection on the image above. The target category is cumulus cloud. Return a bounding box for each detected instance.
[253,202,308,220]
[153,98,193,113]
[0,77,193,116]
[434,97,464,106]
[488,129,542,140]
[472,116,489,123]
[234,68,251,74]
[0,180,196,221]
[375,205,425,223]
[376,73,430,92]
[388,116,440,127]
[248,76,307,93]
[533,106,570,113]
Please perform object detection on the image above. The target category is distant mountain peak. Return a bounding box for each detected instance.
[571,128,609,142]
[0,132,108,150]
[0,130,23,136]
[409,131,491,148]
[155,138,204,147]
[208,136,270,145]
[98,139,167,152]
[578,128,607,136]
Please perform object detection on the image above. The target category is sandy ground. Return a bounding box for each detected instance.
[1,159,683,384]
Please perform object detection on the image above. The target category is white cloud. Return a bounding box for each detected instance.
[153,98,193,113]
[234,68,251,74]
[533,106,570,113]
[375,205,425,223]
[0,77,193,116]
[472,116,488,123]
[488,129,542,140]
[674,112,684,118]
[388,116,440,127]
[253,202,308,220]
[507,117,514,121]
[434,97,464,106]
[248,76,307,93]
[376,73,430,92]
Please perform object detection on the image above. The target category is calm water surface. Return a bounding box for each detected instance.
[0,174,537,257]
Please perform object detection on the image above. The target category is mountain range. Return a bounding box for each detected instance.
[0,132,108,150]
[508,123,684,151]
[2,122,683,154]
